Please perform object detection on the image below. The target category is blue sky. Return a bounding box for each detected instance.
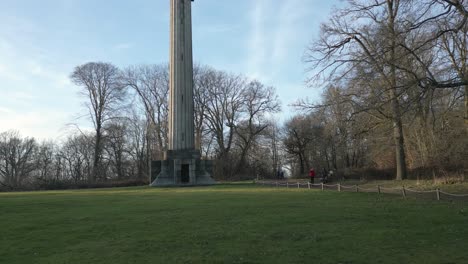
[0,0,340,140]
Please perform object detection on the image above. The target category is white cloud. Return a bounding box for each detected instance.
[113,42,133,51]
[0,108,73,140]
[0,107,13,114]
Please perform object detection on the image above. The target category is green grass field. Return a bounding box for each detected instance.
[1,184,467,264]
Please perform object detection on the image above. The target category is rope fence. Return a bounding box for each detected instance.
[256,180,468,202]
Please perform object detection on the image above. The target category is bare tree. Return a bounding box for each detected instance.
[439,20,468,124]
[71,62,125,182]
[35,141,56,180]
[59,133,94,183]
[301,0,467,180]
[304,0,419,180]
[283,115,316,176]
[126,112,148,180]
[262,120,284,178]
[234,81,280,174]
[193,65,213,152]
[200,70,246,178]
[121,64,169,159]
[0,131,37,188]
[104,122,128,180]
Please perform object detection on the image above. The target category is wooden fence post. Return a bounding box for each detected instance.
[308,182,311,189]
[338,183,341,192]
[436,188,441,201]
[377,185,381,194]
[297,182,300,189]
[276,182,278,188]
[321,183,324,191]
[287,182,289,188]
[355,185,359,193]
[402,186,407,199]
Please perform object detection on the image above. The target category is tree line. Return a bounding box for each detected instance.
[0,64,282,190]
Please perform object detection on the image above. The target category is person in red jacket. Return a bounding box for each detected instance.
[309,168,316,183]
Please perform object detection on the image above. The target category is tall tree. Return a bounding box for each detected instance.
[234,81,280,174]
[202,71,245,163]
[71,62,125,182]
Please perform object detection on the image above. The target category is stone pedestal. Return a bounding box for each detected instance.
[150,150,215,187]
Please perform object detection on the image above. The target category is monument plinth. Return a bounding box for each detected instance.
[150,0,215,186]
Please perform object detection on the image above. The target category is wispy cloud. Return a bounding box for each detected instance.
[112,42,133,51]
[0,16,78,140]
[0,19,70,90]
[246,0,268,80]
[245,0,310,82]
[243,0,325,117]
[272,0,310,66]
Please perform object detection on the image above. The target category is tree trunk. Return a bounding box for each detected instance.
[465,85,468,126]
[392,103,407,180]
[195,128,202,150]
[92,129,101,183]
[298,153,305,175]
[388,0,407,180]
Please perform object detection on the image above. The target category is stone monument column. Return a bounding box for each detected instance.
[168,0,195,151]
[150,0,215,186]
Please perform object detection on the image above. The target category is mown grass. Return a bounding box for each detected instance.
[1,184,467,264]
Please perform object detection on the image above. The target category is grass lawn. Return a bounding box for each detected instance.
[1,184,467,264]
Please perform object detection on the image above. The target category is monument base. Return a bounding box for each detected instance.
[150,149,216,187]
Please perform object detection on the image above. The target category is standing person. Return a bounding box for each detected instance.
[322,168,328,183]
[309,168,316,183]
